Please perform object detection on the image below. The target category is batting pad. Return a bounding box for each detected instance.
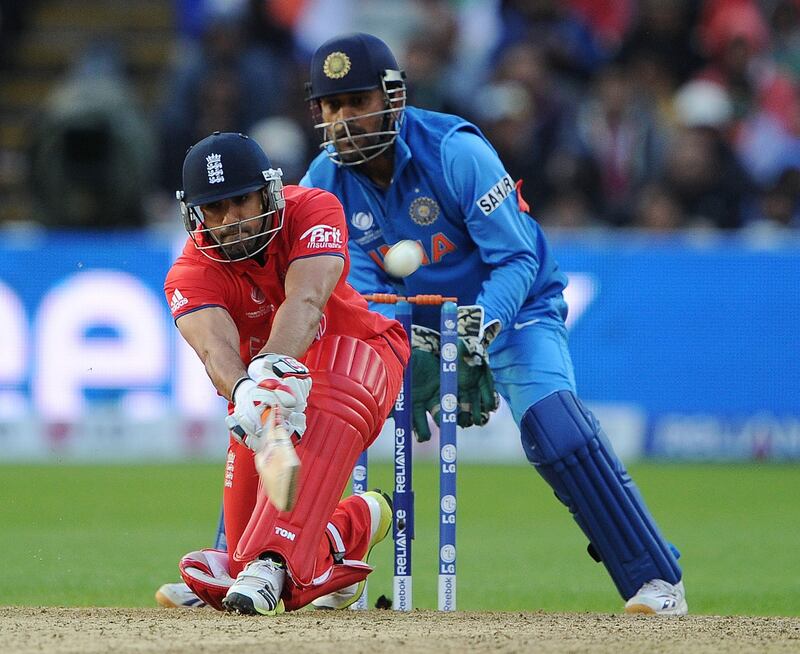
[235,335,389,587]
[179,549,233,611]
[521,391,681,599]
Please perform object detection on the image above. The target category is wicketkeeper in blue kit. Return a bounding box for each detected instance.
[300,32,687,615]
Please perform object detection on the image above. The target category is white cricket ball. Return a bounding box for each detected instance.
[383,240,423,277]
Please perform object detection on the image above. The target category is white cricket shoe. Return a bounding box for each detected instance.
[155,582,206,609]
[625,579,688,615]
[312,489,393,610]
[222,557,286,615]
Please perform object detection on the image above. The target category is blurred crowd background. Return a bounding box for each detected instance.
[1,0,799,233]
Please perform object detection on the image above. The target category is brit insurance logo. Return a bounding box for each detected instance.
[409,196,439,226]
[300,224,343,249]
[351,211,374,231]
[206,153,224,184]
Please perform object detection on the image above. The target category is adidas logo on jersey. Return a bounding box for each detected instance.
[170,289,188,313]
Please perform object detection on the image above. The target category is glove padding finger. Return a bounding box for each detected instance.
[473,364,499,427]
[456,341,498,428]
[410,348,440,442]
[226,409,306,451]
[412,402,432,443]
[226,413,251,447]
[230,378,266,440]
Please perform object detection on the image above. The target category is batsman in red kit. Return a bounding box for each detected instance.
[164,131,408,615]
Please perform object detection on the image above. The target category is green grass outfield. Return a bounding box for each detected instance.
[1,462,798,615]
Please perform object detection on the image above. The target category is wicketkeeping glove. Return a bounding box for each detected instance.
[226,353,312,451]
[410,325,441,443]
[456,340,499,427]
[456,305,501,428]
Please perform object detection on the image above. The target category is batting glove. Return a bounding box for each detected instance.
[227,354,312,450]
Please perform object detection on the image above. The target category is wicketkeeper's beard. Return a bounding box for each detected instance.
[332,128,382,163]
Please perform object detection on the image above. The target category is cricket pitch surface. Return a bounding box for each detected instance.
[1,607,798,653]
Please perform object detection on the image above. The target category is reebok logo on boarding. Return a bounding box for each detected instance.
[299,224,342,249]
[170,289,188,313]
[477,174,515,216]
[274,526,296,541]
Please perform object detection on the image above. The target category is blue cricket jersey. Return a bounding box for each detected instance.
[301,106,567,331]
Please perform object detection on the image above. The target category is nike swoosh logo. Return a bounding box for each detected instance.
[513,318,541,330]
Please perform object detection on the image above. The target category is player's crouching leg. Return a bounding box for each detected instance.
[312,490,393,610]
[176,491,392,615]
[220,493,394,617]
[176,548,286,615]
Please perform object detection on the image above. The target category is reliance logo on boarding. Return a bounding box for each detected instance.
[300,224,342,249]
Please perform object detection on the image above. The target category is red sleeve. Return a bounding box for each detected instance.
[164,255,231,320]
[286,188,348,263]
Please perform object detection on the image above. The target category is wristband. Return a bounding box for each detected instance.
[231,375,253,401]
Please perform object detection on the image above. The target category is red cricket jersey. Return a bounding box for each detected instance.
[164,185,407,366]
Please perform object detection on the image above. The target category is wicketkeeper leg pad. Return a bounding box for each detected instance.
[521,391,682,599]
[234,336,389,587]
[179,549,233,611]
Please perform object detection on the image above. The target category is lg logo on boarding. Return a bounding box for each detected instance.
[353,465,367,482]
[440,544,456,564]
[440,494,456,514]
[441,393,457,413]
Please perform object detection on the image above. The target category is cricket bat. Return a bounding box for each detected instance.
[254,407,300,512]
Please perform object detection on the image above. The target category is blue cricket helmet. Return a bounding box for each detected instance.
[177,132,285,262]
[306,32,404,100]
[306,33,407,166]
[181,131,274,207]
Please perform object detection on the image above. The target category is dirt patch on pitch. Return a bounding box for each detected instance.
[1,607,799,653]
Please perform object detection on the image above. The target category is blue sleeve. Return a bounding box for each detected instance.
[441,129,540,329]
[347,241,397,320]
[299,171,313,188]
